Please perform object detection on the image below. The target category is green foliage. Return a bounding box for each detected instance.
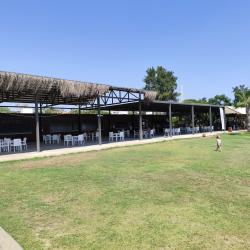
[233,85,250,107]
[233,85,250,131]
[208,94,232,105]
[69,109,109,115]
[0,107,11,113]
[183,95,232,106]
[144,66,180,101]
[183,98,208,104]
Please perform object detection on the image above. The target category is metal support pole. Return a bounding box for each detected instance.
[209,106,212,132]
[191,105,195,134]
[97,96,102,145]
[39,103,43,137]
[139,93,143,140]
[169,103,172,136]
[35,95,41,152]
[78,105,81,133]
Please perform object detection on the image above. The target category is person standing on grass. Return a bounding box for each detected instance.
[215,135,222,152]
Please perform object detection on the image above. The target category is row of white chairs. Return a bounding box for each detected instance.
[0,138,27,153]
[43,134,61,144]
[164,128,181,136]
[64,134,85,146]
[164,126,214,136]
[109,131,125,141]
[201,126,214,132]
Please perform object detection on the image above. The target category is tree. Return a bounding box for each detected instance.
[183,97,208,104]
[208,94,232,106]
[144,66,180,101]
[233,85,250,132]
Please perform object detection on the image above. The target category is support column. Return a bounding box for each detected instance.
[139,92,143,140]
[97,96,102,145]
[191,105,195,134]
[78,105,81,133]
[35,95,41,152]
[169,103,172,136]
[209,106,212,132]
[39,103,43,137]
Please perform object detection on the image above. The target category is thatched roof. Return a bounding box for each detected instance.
[0,71,110,98]
[0,71,156,104]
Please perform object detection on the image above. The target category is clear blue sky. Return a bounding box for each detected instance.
[0,0,249,100]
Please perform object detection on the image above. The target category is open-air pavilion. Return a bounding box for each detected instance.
[0,71,226,154]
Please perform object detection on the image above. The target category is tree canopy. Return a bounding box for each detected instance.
[233,84,250,132]
[183,98,208,104]
[208,94,232,106]
[144,66,179,101]
[183,95,232,106]
[233,85,250,107]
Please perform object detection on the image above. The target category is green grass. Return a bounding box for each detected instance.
[0,133,250,249]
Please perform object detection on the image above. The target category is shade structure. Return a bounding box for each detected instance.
[0,71,157,151]
[0,71,156,106]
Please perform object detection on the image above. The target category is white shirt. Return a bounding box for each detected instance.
[216,138,222,145]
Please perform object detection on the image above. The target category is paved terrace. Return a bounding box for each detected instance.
[0,132,223,163]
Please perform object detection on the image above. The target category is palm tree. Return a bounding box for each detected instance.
[233,85,250,132]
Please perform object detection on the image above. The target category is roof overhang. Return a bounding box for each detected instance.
[0,71,155,107]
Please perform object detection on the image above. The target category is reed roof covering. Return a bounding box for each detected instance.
[0,71,156,105]
[0,71,109,98]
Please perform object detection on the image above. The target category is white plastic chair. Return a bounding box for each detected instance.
[0,140,8,152]
[175,128,181,135]
[45,135,52,144]
[11,139,22,152]
[4,138,11,152]
[150,129,155,138]
[64,135,73,146]
[83,133,88,141]
[78,134,85,145]
[109,132,114,142]
[164,128,170,136]
[119,131,125,141]
[52,134,59,144]
[21,137,27,150]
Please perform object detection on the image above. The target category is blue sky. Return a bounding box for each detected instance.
[0,0,249,100]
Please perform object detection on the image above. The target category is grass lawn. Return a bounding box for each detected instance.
[0,133,250,249]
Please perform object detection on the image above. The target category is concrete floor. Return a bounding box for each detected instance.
[0,132,223,163]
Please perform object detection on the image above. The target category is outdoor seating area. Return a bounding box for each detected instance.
[0,71,225,155]
[0,138,27,153]
[164,126,214,136]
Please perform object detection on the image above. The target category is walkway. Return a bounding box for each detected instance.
[0,132,222,163]
[0,227,23,250]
